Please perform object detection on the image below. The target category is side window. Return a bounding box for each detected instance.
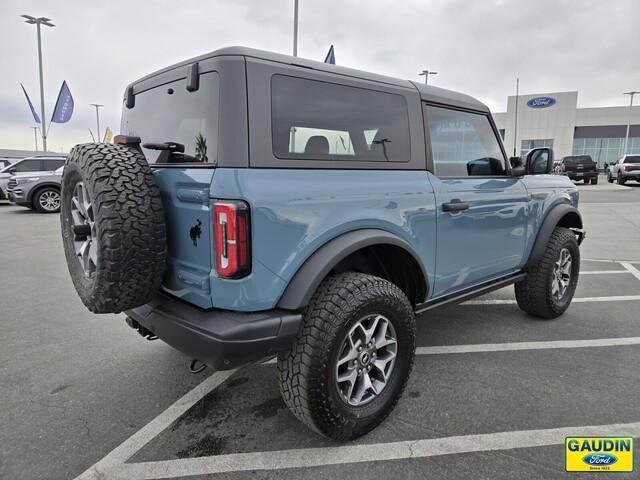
[426,105,506,177]
[271,75,411,162]
[12,159,41,172]
[42,159,64,170]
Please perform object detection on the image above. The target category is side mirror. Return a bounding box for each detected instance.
[509,156,525,176]
[8,167,16,174]
[525,147,553,175]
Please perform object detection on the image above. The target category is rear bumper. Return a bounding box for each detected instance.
[125,292,302,371]
[567,172,597,180]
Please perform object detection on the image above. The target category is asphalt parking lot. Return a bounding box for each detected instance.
[1,178,640,480]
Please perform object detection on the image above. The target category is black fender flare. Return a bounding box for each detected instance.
[277,229,429,310]
[525,204,583,268]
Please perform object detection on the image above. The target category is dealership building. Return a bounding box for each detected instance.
[493,91,640,166]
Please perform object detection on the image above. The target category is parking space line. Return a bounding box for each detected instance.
[581,270,630,275]
[620,262,640,282]
[415,336,640,355]
[464,295,640,305]
[93,421,640,479]
[74,370,235,480]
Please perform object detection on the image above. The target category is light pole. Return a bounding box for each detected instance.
[419,69,438,85]
[623,91,638,155]
[21,15,54,152]
[31,127,39,151]
[293,0,299,56]
[91,104,104,142]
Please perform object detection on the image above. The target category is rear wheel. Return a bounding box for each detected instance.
[607,171,613,183]
[590,176,598,185]
[617,172,626,185]
[515,227,579,319]
[277,272,415,440]
[33,187,61,213]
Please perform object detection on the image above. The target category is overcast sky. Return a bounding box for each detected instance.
[1,0,638,153]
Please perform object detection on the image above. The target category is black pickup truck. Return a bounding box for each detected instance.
[560,155,598,184]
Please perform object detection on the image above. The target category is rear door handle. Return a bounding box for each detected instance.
[442,201,470,212]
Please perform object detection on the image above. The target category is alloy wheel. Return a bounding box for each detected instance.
[335,314,398,406]
[70,182,97,277]
[551,247,572,300]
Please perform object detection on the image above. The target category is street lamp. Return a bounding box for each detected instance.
[90,104,104,142]
[419,69,438,85]
[31,126,39,151]
[623,91,638,155]
[293,0,299,56]
[21,15,55,152]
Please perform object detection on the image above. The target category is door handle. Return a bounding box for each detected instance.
[442,201,470,212]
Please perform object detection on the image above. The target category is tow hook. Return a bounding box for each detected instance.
[189,359,207,374]
[125,316,158,341]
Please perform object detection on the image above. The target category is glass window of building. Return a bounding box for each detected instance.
[521,139,554,156]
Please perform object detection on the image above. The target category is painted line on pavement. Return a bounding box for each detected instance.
[74,370,235,480]
[620,262,640,282]
[580,270,630,275]
[415,336,640,355]
[92,422,640,479]
[463,295,640,305]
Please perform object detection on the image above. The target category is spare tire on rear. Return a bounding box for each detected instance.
[61,143,167,313]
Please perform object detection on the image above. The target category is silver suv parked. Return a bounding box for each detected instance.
[7,166,63,213]
[0,156,65,200]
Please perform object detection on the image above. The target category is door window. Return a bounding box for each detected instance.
[42,159,65,170]
[426,106,506,177]
[11,159,41,172]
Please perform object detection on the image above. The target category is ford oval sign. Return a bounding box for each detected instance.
[527,96,556,108]
[583,453,618,466]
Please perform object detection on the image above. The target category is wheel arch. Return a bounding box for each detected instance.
[29,183,61,207]
[277,229,429,310]
[526,204,583,268]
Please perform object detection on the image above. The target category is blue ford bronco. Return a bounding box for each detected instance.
[61,47,585,440]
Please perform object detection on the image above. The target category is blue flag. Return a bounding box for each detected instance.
[324,45,335,65]
[20,83,41,124]
[51,80,74,123]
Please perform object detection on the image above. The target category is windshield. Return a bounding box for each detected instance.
[121,72,219,165]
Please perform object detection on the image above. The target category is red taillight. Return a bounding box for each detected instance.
[625,164,632,172]
[214,201,251,278]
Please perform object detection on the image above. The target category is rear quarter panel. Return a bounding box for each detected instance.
[210,168,437,311]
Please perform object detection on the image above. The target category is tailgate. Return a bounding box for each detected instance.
[153,167,215,309]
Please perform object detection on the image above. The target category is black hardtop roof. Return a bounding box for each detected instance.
[129,46,489,113]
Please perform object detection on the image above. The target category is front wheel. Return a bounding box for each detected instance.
[277,272,415,440]
[34,187,61,213]
[591,176,598,185]
[515,227,580,319]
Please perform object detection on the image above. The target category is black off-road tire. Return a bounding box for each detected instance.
[61,143,167,313]
[617,173,626,185]
[591,176,598,185]
[607,172,613,183]
[277,272,416,441]
[515,227,579,319]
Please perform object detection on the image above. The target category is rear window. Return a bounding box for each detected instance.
[563,156,593,164]
[271,75,410,162]
[121,72,219,164]
[624,156,640,163]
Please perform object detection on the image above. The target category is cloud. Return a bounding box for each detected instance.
[1,0,638,151]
